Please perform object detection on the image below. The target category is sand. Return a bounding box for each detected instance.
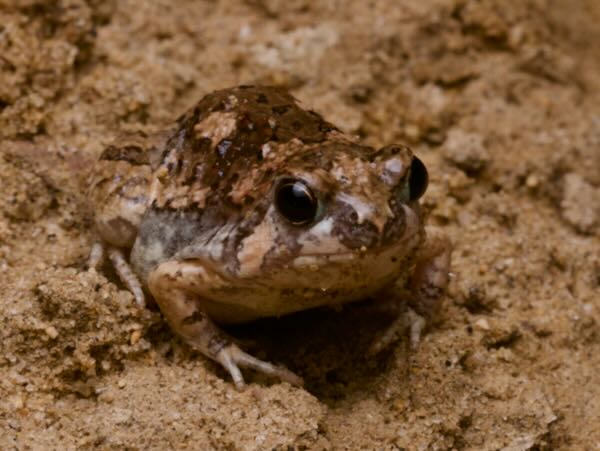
[1,0,599,449]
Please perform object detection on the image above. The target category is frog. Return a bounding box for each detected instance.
[87,85,451,389]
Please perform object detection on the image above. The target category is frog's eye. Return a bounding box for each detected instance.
[275,179,318,226]
[408,157,428,201]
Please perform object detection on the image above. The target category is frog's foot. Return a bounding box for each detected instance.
[408,229,452,319]
[369,307,425,355]
[107,246,146,308]
[216,344,303,390]
[369,229,452,355]
[148,259,303,389]
[88,241,146,308]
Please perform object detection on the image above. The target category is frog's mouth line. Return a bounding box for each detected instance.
[291,231,421,266]
[198,204,421,280]
[292,204,422,263]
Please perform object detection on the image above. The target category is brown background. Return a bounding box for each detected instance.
[1,0,599,449]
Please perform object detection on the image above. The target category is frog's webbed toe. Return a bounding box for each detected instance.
[216,344,304,390]
[88,241,146,308]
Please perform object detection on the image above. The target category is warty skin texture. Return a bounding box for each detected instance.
[88,85,451,388]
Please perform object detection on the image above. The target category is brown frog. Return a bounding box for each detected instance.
[88,85,451,388]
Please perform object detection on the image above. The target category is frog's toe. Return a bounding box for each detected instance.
[368,307,426,355]
[88,241,105,269]
[107,246,146,308]
[87,242,146,308]
[216,344,303,390]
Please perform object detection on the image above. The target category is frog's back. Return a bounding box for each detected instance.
[152,85,339,210]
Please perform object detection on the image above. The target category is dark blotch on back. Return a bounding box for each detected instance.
[256,93,268,104]
[100,130,170,167]
[272,105,290,115]
[101,145,149,166]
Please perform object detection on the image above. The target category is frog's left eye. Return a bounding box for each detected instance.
[275,179,318,226]
[408,157,428,200]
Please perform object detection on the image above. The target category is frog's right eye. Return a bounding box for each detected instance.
[274,179,318,226]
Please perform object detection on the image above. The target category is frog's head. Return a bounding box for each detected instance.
[227,140,429,315]
[269,143,428,257]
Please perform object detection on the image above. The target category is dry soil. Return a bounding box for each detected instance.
[1,0,600,449]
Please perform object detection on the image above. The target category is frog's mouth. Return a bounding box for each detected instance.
[290,228,421,269]
[189,204,423,325]
[204,230,423,325]
[231,202,421,283]
[291,203,422,265]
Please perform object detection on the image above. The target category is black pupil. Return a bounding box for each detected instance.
[409,157,428,201]
[275,181,317,225]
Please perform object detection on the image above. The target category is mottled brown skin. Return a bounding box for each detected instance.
[89,130,168,249]
[88,85,451,388]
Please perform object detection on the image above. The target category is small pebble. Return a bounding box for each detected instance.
[475,318,490,330]
[10,394,24,410]
[560,172,600,234]
[130,329,142,345]
[526,174,540,188]
[444,129,489,173]
[44,326,59,339]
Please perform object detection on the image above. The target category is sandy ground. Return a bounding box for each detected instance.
[1,0,599,449]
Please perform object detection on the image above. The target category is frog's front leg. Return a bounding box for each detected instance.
[148,260,303,389]
[370,228,452,354]
[88,241,146,308]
